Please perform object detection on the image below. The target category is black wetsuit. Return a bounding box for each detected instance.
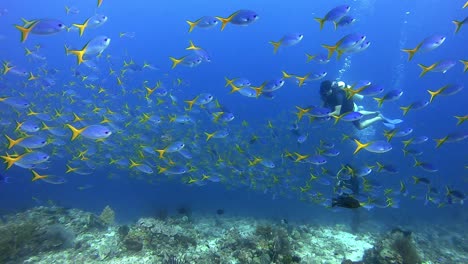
[322,87,354,114]
[321,86,360,128]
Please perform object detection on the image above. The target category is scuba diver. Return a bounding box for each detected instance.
[333,164,363,233]
[319,80,401,130]
[333,163,362,209]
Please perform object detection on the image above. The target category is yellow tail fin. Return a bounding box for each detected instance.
[427,86,447,103]
[460,60,468,73]
[5,135,24,149]
[205,132,214,141]
[296,73,310,87]
[15,24,34,43]
[401,47,418,61]
[305,53,316,63]
[184,96,198,111]
[402,139,413,148]
[215,16,230,31]
[155,148,166,159]
[282,70,293,79]
[314,17,326,30]
[169,56,184,69]
[229,83,241,94]
[31,170,48,181]
[332,114,342,125]
[224,77,234,87]
[72,18,90,37]
[427,90,439,103]
[65,124,86,140]
[129,159,141,168]
[353,139,370,154]
[1,154,24,169]
[452,20,463,33]
[455,115,467,125]
[322,44,337,59]
[68,47,88,65]
[400,105,411,115]
[434,136,448,148]
[269,41,281,54]
[374,97,385,107]
[418,63,435,77]
[186,20,197,33]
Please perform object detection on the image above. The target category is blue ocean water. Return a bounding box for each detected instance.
[0,0,466,238]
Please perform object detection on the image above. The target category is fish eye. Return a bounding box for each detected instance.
[104,38,108,41]
[104,131,109,134]
[58,23,63,27]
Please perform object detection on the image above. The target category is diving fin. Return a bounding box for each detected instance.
[380,113,403,125]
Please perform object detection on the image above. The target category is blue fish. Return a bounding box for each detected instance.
[315,5,351,30]
[270,33,304,54]
[402,35,446,61]
[334,15,356,30]
[216,10,259,31]
[418,59,457,77]
[374,89,403,107]
[186,16,219,32]
[15,18,66,42]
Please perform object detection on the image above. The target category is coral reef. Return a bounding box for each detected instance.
[0,206,464,263]
[41,224,76,250]
[363,228,422,264]
[253,224,296,263]
[118,225,130,238]
[0,220,39,263]
[99,205,116,225]
[123,237,143,252]
[0,207,81,263]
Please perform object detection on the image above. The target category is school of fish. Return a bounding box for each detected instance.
[0,1,467,210]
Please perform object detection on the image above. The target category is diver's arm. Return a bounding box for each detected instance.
[329,105,342,116]
[353,94,364,100]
